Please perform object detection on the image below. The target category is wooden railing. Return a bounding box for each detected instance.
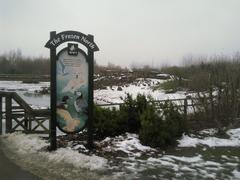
[96,97,197,118]
[0,91,218,135]
[0,91,50,135]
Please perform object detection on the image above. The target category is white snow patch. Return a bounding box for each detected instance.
[147,157,179,171]
[165,154,202,163]
[94,78,186,104]
[0,81,49,92]
[232,169,240,178]
[101,133,155,157]
[47,148,107,170]
[115,133,153,155]
[199,128,218,136]
[178,128,240,147]
[1,132,108,171]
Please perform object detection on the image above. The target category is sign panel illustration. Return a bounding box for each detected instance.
[56,46,88,133]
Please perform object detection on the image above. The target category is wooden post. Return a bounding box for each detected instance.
[0,97,2,135]
[50,31,57,151]
[184,98,188,120]
[87,34,94,149]
[6,95,12,133]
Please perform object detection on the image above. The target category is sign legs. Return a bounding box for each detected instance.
[50,31,57,151]
[87,34,94,149]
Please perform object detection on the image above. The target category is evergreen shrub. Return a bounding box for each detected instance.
[119,93,148,133]
[93,105,128,139]
[139,101,187,147]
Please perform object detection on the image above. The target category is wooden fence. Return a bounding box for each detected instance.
[0,91,207,135]
[0,92,50,135]
[96,97,203,120]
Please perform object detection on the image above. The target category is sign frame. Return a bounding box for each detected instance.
[45,31,98,150]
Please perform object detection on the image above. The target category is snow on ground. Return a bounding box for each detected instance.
[0,132,108,171]
[97,131,240,179]
[98,133,155,157]
[178,128,240,147]
[1,129,240,179]
[94,78,186,104]
[0,80,49,92]
[232,169,240,179]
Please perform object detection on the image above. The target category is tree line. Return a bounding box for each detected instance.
[160,53,240,131]
[0,50,50,74]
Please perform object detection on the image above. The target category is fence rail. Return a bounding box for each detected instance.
[0,91,216,135]
[0,91,50,135]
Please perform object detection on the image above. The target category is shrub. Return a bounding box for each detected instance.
[93,105,128,139]
[120,94,148,133]
[139,101,187,148]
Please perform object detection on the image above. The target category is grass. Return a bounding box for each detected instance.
[152,80,180,93]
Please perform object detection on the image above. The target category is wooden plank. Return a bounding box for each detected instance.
[32,119,49,131]
[12,117,26,131]
[0,97,2,135]
[5,96,12,133]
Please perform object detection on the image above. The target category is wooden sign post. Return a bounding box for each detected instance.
[45,31,99,150]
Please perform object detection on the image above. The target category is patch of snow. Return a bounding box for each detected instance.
[114,133,153,155]
[1,132,108,171]
[1,132,47,153]
[100,133,155,157]
[147,157,179,170]
[180,166,196,172]
[164,154,202,163]
[156,73,170,77]
[94,79,186,104]
[47,148,107,170]
[178,128,240,147]
[199,128,218,136]
[0,81,49,92]
[232,169,240,178]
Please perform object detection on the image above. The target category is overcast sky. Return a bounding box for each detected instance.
[1,0,240,67]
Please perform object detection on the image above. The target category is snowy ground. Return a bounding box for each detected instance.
[94,78,187,104]
[0,79,188,136]
[1,128,240,180]
[1,80,240,179]
[0,79,188,107]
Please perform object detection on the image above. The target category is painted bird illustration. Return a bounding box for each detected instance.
[57,96,69,109]
[58,59,69,76]
[74,94,88,113]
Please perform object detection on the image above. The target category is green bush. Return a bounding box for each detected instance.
[139,101,187,148]
[120,93,148,133]
[93,94,149,138]
[93,105,128,139]
[93,95,188,148]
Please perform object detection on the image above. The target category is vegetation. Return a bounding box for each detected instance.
[0,50,49,74]
[161,54,240,131]
[93,94,148,139]
[93,94,188,148]
[93,105,128,139]
[139,101,187,147]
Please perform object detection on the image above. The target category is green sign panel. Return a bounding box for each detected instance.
[56,45,88,133]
